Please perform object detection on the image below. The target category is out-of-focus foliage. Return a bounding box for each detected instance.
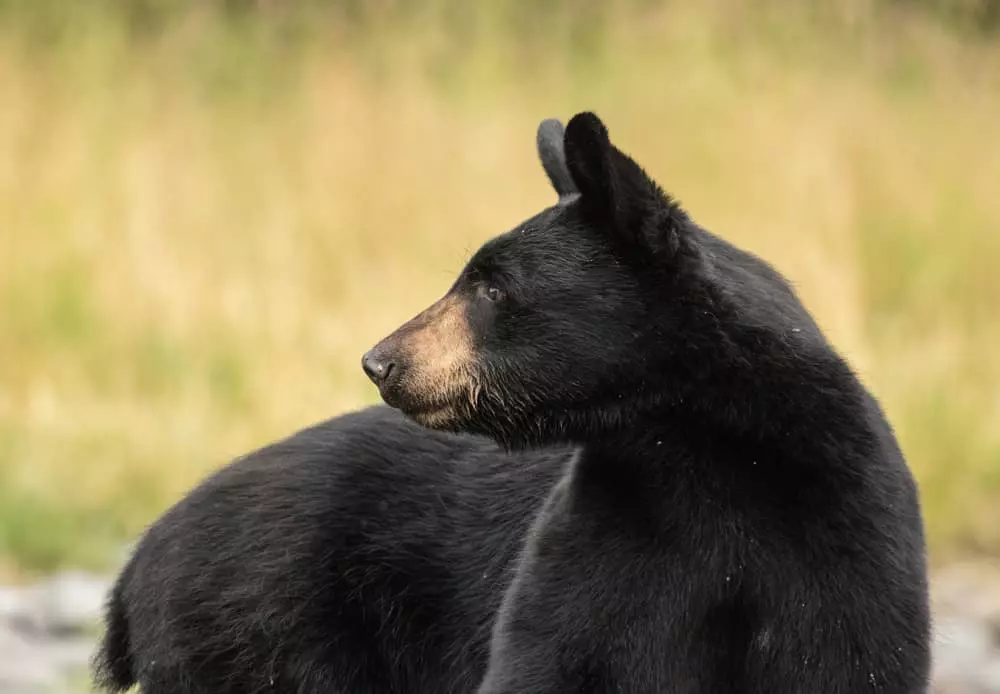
[0,0,998,577]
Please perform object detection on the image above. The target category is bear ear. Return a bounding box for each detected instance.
[536,118,579,203]
[563,112,616,210]
[564,112,671,254]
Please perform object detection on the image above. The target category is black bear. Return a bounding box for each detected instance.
[362,113,931,692]
[94,112,931,694]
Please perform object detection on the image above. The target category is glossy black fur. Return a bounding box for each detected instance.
[473,115,930,693]
[93,406,569,693]
[369,113,931,692]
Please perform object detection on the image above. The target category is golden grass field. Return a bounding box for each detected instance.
[0,1,998,577]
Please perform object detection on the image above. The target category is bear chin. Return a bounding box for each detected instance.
[405,401,463,430]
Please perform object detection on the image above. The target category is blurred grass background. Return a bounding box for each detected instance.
[0,0,998,578]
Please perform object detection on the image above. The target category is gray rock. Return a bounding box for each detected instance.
[931,562,1000,694]
[33,571,110,636]
[934,616,995,675]
[0,573,108,694]
[0,626,60,689]
[4,572,109,639]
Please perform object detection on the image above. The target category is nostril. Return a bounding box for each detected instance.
[362,351,397,386]
[362,351,382,384]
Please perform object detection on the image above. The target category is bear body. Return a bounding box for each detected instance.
[477,390,927,692]
[94,406,569,693]
[96,112,932,693]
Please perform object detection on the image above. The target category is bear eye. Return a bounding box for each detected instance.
[478,284,503,302]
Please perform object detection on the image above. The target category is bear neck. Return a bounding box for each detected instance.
[496,308,876,469]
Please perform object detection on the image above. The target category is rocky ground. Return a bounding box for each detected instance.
[0,571,107,694]
[929,562,1000,694]
[0,564,998,693]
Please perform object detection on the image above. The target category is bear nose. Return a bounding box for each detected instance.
[362,350,396,387]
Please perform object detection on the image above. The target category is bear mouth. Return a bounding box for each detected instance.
[377,378,468,431]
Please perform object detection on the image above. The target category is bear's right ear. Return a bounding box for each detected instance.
[564,112,666,254]
[536,119,579,203]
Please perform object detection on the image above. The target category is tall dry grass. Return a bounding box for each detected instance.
[0,1,998,576]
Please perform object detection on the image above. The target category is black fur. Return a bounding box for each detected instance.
[371,112,932,692]
[95,112,931,694]
[92,406,569,693]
